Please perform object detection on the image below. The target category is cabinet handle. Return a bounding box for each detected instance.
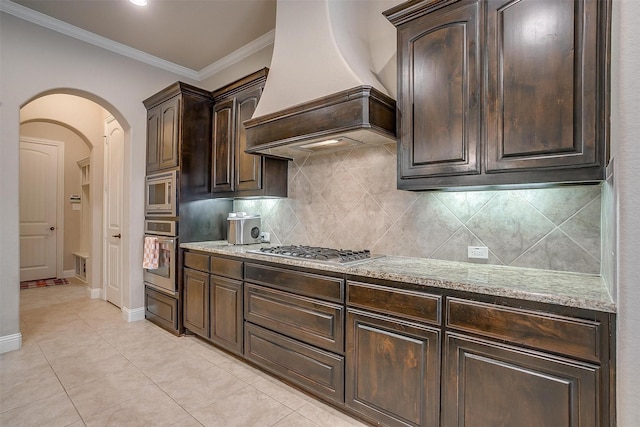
[112,234,121,238]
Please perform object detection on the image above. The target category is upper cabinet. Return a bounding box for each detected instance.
[143,82,214,200]
[385,0,610,190]
[212,69,288,198]
[146,95,180,173]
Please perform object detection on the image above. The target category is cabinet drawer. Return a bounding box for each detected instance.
[245,284,344,353]
[145,286,179,334]
[446,298,602,362]
[184,252,210,272]
[347,281,441,325]
[245,263,344,303]
[244,323,344,404]
[211,256,243,280]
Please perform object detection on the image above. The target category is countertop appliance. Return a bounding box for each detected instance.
[252,245,382,265]
[227,212,261,245]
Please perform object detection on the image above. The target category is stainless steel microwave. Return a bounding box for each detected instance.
[145,170,177,217]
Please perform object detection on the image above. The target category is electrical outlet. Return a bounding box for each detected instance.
[260,232,270,243]
[467,246,489,259]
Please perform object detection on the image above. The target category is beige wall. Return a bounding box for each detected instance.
[610,0,640,424]
[20,121,91,272]
[0,12,193,333]
[200,44,273,92]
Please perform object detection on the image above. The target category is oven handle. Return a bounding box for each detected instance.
[145,234,177,243]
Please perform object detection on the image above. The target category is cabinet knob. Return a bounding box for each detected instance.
[49,226,55,231]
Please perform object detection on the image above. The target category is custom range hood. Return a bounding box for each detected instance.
[244,0,397,159]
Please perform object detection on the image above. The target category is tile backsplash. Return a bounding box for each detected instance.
[235,144,602,275]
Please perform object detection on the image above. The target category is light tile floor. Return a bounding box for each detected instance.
[0,279,367,427]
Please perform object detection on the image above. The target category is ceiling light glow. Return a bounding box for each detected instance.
[129,0,148,6]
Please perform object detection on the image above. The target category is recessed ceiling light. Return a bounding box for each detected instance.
[129,0,148,6]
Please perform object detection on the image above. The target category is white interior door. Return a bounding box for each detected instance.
[104,116,124,307]
[19,139,62,281]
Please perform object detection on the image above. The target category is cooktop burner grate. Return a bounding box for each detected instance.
[254,245,378,264]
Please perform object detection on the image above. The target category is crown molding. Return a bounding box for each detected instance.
[198,29,275,81]
[0,0,275,82]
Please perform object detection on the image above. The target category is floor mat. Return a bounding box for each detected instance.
[20,278,69,290]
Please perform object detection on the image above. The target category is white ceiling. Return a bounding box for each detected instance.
[6,0,277,78]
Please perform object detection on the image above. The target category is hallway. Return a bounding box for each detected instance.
[0,280,365,426]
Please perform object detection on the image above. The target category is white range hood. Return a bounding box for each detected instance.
[244,0,399,159]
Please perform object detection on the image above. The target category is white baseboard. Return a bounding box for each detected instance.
[62,269,75,278]
[0,333,22,354]
[86,286,102,299]
[122,306,145,322]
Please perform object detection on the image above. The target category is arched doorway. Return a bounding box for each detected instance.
[19,91,129,308]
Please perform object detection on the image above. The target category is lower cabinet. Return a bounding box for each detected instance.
[243,263,346,405]
[244,323,345,404]
[345,309,441,427]
[210,276,243,354]
[443,333,600,427]
[183,268,209,337]
[145,285,179,334]
[176,253,614,427]
[182,251,244,356]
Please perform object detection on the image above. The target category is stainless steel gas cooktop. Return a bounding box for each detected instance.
[249,245,383,265]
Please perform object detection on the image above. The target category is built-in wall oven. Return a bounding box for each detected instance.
[145,170,178,217]
[143,219,178,295]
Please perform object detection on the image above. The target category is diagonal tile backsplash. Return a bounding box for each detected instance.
[235,144,602,275]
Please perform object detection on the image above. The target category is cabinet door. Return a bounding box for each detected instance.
[485,0,603,173]
[345,309,440,427]
[145,286,179,334]
[235,87,263,192]
[212,98,236,193]
[159,96,180,171]
[183,268,209,338]
[443,333,600,427]
[210,276,243,355]
[146,105,161,172]
[397,0,481,181]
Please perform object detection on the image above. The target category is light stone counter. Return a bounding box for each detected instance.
[181,241,615,313]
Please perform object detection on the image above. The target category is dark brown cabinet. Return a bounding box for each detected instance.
[345,281,442,427]
[243,263,346,404]
[143,82,213,181]
[146,95,180,173]
[443,333,600,427]
[182,250,244,356]
[183,268,210,337]
[346,309,440,427]
[210,275,243,354]
[394,0,481,182]
[145,285,179,333]
[211,69,288,198]
[212,98,235,193]
[175,253,615,426]
[385,0,610,190]
[443,297,613,427]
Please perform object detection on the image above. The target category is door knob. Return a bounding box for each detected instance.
[112,234,121,238]
[49,226,55,231]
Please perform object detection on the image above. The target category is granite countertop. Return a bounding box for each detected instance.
[181,241,616,313]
